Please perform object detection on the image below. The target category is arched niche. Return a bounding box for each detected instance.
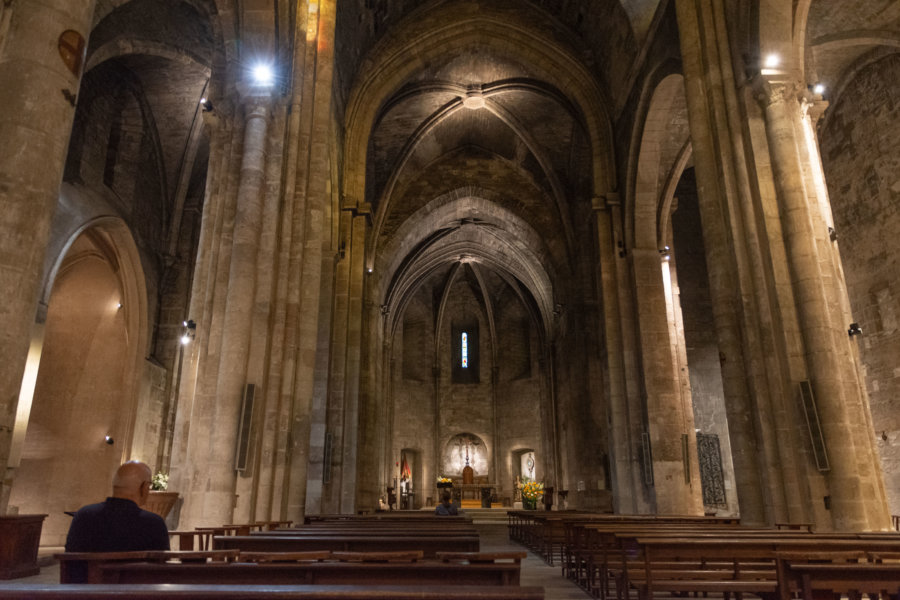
[441,433,488,478]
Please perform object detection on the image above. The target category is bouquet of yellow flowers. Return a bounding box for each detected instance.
[437,476,452,484]
[521,480,544,501]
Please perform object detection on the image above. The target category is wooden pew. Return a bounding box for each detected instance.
[56,550,239,583]
[0,583,546,599]
[557,518,752,594]
[780,561,900,600]
[615,536,900,600]
[213,534,479,557]
[304,513,471,523]
[95,559,522,586]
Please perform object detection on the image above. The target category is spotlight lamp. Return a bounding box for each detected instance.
[659,245,671,261]
[104,435,115,445]
[828,227,837,242]
[181,319,197,345]
[200,97,214,112]
[848,322,862,337]
[252,63,274,86]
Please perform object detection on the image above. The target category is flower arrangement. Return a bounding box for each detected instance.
[521,480,544,501]
[150,472,169,491]
[436,476,452,484]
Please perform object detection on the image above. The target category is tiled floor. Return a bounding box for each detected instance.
[3,525,590,599]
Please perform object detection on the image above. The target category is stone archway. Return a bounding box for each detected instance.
[7,219,148,545]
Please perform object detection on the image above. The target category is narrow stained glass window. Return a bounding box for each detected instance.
[461,332,468,368]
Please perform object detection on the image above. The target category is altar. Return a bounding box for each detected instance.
[437,481,505,507]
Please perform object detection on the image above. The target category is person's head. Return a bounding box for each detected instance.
[112,460,153,505]
[441,490,452,505]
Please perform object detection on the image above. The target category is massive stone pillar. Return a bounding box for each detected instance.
[176,94,272,529]
[676,0,781,526]
[0,0,95,512]
[756,80,890,531]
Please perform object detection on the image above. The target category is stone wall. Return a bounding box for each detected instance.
[671,168,739,516]
[819,53,900,516]
[390,266,544,506]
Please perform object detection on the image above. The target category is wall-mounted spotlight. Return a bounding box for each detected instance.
[763,54,780,69]
[200,97,214,112]
[252,63,274,86]
[659,245,671,261]
[181,319,197,345]
[812,83,825,96]
[828,227,837,242]
[104,435,115,445]
[848,322,862,337]
[617,240,627,258]
[367,267,373,273]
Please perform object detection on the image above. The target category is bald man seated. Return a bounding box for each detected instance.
[65,460,170,574]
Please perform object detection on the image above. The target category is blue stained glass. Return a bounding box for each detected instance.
[461,332,468,368]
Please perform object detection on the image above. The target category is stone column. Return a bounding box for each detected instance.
[0,0,95,512]
[593,197,639,512]
[675,0,771,526]
[186,96,271,528]
[757,80,890,530]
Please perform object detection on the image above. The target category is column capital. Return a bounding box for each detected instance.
[803,98,830,126]
[592,192,620,211]
[751,76,804,110]
[235,81,274,116]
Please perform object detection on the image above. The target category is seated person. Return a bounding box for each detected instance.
[434,490,459,515]
[65,460,170,582]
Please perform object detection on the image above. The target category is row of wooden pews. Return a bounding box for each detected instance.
[510,511,900,600]
[28,513,544,599]
[214,513,479,557]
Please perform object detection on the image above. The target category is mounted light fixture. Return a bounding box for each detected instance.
[828,227,837,242]
[181,319,197,345]
[659,245,671,261]
[252,63,274,86]
[848,322,862,337]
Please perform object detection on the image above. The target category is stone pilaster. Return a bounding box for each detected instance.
[0,0,96,512]
[593,196,632,512]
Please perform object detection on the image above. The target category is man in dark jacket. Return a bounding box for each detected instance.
[434,490,459,515]
[65,460,170,581]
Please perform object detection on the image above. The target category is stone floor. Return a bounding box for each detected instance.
[479,523,590,599]
[1,524,590,599]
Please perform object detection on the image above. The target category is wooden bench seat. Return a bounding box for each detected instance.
[56,550,239,583]
[0,583,545,599]
[96,559,522,586]
[781,562,900,600]
[213,534,479,557]
[437,552,527,565]
[615,536,900,600]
